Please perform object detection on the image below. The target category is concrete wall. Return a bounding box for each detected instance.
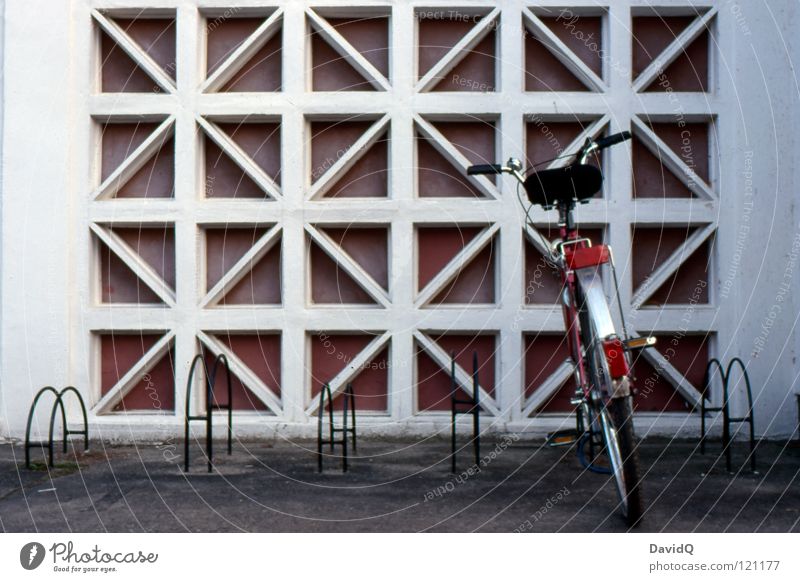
[1,0,799,440]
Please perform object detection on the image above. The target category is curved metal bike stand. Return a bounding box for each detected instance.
[700,357,756,472]
[700,358,726,455]
[317,383,357,473]
[184,353,233,473]
[450,351,480,473]
[25,386,89,469]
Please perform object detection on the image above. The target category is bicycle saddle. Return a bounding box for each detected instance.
[524,164,603,209]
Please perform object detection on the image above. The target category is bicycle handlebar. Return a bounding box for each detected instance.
[594,131,631,150]
[466,131,632,178]
[467,164,504,176]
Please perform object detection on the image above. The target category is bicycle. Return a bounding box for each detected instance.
[467,131,653,526]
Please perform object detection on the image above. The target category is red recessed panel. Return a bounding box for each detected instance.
[432,30,496,92]
[99,239,162,304]
[100,17,175,92]
[206,17,263,76]
[632,136,694,198]
[205,136,268,198]
[417,226,482,291]
[309,240,376,304]
[538,16,602,77]
[205,227,282,305]
[631,334,709,411]
[311,16,389,91]
[525,27,591,91]
[100,333,174,412]
[631,227,710,305]
[310,121,387,197]
[319,227,388,290]
[648,121,709,183]
[326,17,390,77]
[206,17,282,91]
[632,15,709,92]
[111,226,176,291]
[524,334,573,402]
[101,123,174,199]
[417,15,475,78]
[415,334,495,412]
[310,334,388,411]
[430,239,495,304]
[208,333,281,410]
[216,122,282,185]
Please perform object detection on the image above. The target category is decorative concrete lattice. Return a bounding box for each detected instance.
[83,1,718,433]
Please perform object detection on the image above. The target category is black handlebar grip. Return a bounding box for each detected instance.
[467,164,504,175]
[595,131,632,149]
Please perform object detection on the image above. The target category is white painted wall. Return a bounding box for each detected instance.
[1,0,799,440]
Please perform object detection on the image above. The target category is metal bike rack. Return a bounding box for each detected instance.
[450,351,480,473]
[317,382,357,472]
[184,353,233,473]
[700,357,756,472]
[25,386,89,469]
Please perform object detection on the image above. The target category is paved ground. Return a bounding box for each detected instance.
[1,437,798,533]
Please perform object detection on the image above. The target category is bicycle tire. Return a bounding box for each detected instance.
[576,273,644,526]
[607,396,644,527]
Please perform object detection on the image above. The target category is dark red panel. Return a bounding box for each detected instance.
[310,120,373,183]
[538,16,602,76]
[213,26,282,92]
[311,34,372,91]
[525,28,590,91]
[114,18,176,78]
[100,333,174,412]
[632,136,694,198]
[631,334,709,411]
[309,240,376,304]
[326,17,389,77]
[417,136,484,198]
[430,239,495,304]
[432,31,496,92]
[632,16,708,92]
[101,123,174,199]
[206,17,263,76]
[206,227,268,289]
[416,350,471,412]
[220,242,282,305]
[101,31,161,93]
[417,226,482,290]
[101,122,159,179]
[99,240,162,304]
[216,122,282,185]
[319,227,388,289]
[320,133,388,198]
[415,334,495,411]
[433,121,496,165]
[311,334,388,412]
[524,334,574,412]
[205,136,268,198]
[213,333,282,407]
[631,227,710,305]
[111,226,176,290]
[417,15,475,78]
[648,121,709,183]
